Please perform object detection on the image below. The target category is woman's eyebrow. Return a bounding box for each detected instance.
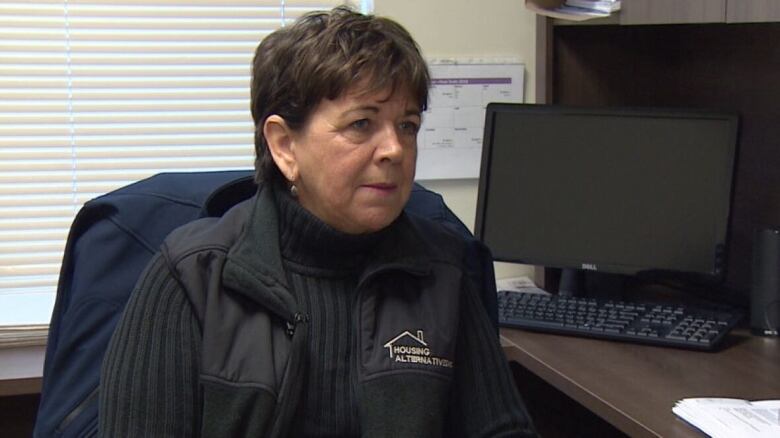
[344,105,380,115]
[341,105,420,118]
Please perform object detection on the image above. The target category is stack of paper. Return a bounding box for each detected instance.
[525,0,620,21]
[564,0,621,14]
[673,398,780,438]
[496,276,550,295]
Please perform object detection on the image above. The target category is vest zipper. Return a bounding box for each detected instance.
[285,312,309,336]
[269,311,309,437]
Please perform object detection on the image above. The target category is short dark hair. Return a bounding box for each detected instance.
[250,6,430,184]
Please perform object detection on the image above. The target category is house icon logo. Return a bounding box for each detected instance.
[383,329,453,369]
[384,330,428,359]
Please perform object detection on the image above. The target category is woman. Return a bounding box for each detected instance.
[100,6,537,437]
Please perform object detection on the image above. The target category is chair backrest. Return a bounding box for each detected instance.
[34,170,496,438]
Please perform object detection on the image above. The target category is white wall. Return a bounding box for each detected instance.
[375,0,537,279]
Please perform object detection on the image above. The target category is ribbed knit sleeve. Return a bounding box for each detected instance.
[99,253,202,437]
[448,282,538,438]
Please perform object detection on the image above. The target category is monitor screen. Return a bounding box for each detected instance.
[475,104,739,278]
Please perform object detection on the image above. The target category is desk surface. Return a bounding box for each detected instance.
[501,328,780,438]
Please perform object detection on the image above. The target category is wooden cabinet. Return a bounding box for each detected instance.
[555,0,780,25]
[727,0,780,22]
[621,0,725,25]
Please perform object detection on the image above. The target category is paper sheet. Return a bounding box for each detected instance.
[496,276,550,295]
[673,398,780,438]
[417,60,524,180]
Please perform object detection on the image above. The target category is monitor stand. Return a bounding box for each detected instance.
[559,269,631,302]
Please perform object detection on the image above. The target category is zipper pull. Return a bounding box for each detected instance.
[286,312,309,336]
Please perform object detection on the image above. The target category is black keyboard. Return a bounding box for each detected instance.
[498,291,741,350]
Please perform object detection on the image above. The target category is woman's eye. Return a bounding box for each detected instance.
[350,119,370,131]
[400,120,420,135]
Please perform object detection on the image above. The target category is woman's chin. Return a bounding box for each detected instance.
[342,209,402,234]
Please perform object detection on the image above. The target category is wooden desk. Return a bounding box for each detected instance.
[501,328,780,438]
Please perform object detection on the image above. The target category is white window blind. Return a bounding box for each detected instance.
[0,0,354,326]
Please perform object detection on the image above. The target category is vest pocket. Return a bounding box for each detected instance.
[359,373,449,438]
[200,378,277,436]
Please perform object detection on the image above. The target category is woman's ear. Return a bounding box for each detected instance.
[263,115,298,182]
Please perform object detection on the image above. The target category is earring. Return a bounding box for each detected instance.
[290,184,298,198]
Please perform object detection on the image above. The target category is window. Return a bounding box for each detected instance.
[0,0,363,327]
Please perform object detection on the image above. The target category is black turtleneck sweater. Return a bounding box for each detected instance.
[276,189,383,437]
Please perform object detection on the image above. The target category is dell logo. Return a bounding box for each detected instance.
[582,263,598,271]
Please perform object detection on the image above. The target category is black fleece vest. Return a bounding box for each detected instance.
[161,185,474,437]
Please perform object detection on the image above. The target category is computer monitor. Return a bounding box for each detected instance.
[475,103,739,282]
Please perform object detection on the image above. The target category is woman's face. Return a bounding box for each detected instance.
[287,87,421,234]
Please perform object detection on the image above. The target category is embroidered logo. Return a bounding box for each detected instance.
[383,330,453,369]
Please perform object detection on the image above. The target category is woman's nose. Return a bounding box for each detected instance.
[376,125,405,162]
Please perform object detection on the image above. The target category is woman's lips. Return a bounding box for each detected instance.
[362,183,397,194]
